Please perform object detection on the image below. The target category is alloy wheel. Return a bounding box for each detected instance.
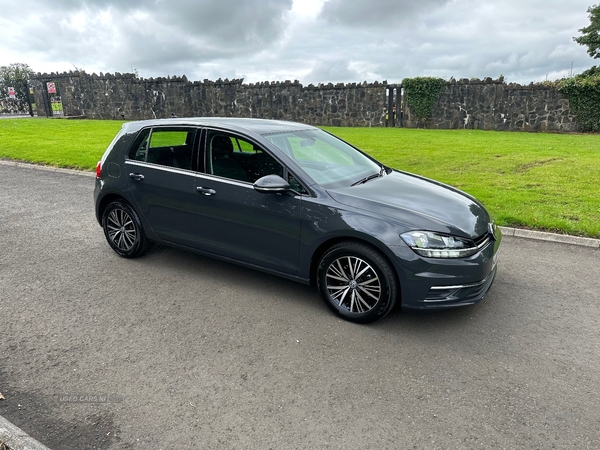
[325,256,382,313]
[106,208,137,252]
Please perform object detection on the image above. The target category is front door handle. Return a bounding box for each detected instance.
[197,187,216,196]
[129,173,145,181]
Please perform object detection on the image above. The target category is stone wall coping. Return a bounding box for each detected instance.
[31,72,388,89]
[31,72,565,93]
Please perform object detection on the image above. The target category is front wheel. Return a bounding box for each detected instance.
[317,242,398,323]
[102,201,153,258]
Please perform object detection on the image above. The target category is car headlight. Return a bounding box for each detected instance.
[400,231,478,258]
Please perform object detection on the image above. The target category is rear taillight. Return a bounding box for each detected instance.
[96,161,102,179]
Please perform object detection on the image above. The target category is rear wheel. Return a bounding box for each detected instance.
[102,201,152,258]
[317,242,398,323]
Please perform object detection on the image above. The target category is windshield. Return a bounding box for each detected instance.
[264,129,382,189]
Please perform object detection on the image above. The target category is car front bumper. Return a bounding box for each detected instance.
[389,229,501,310]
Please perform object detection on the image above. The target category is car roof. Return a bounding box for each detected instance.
[121,117,317,136]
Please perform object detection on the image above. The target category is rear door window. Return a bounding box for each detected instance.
[129,128,197,170]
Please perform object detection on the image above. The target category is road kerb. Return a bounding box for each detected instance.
[500,226,600,249]
[0,415,52,450]
[0,160,95,178]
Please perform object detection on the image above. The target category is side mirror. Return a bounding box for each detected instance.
[253,175,291,193]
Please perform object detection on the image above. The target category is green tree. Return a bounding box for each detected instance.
[574,4,600,59]
[0,62,34,100]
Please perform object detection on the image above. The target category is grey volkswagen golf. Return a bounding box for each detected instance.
[94,117,501,323]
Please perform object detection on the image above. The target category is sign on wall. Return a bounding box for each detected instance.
[51,97,64,116]
[7,87,16,99]
[47,82,56,94]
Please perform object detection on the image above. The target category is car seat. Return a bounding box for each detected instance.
[210,135,249,182]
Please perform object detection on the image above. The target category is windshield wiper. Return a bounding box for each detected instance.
[351,166,386,186]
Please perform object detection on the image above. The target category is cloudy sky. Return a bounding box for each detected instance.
[0,0,595,85]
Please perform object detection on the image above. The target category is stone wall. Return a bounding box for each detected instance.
[401,77,580,132]
[30,72,387,127]
[0,97,30,115]
[31,72,581,132]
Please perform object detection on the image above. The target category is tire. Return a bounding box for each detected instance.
[317,242,398,323]
[102,201,153,258]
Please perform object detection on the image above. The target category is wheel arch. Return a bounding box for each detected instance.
[308,235,400,291]
[98,193,159,242]
[97,193,132,226]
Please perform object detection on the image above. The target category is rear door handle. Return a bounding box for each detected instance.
[129,173,145,181]
[197,187,216,196]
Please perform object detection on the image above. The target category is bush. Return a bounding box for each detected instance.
[557,68,600,132]
[402,77,446,127]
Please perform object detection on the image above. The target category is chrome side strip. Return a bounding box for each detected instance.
[429,267,495,291]
[194,173,253,188]
[125,160,197,177]
[124,160,253,188]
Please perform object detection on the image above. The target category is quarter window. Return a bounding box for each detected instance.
[130,129,150,162]
[288,174,307,194]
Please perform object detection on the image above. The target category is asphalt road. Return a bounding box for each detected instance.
[1,164,599,450]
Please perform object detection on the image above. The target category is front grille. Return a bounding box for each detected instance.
[474,232,491,249]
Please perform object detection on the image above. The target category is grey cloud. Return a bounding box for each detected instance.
[8,0,293,73]
[304,59,363,84]
[320,0,451,27]
[158,0,293,47]
[0,0,594,85]
[314,0,592,83]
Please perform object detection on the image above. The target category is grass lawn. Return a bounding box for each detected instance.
[0,118,124,170]
[1,118,599,238]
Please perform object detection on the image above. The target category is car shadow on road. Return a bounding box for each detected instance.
[136,244,499,334]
